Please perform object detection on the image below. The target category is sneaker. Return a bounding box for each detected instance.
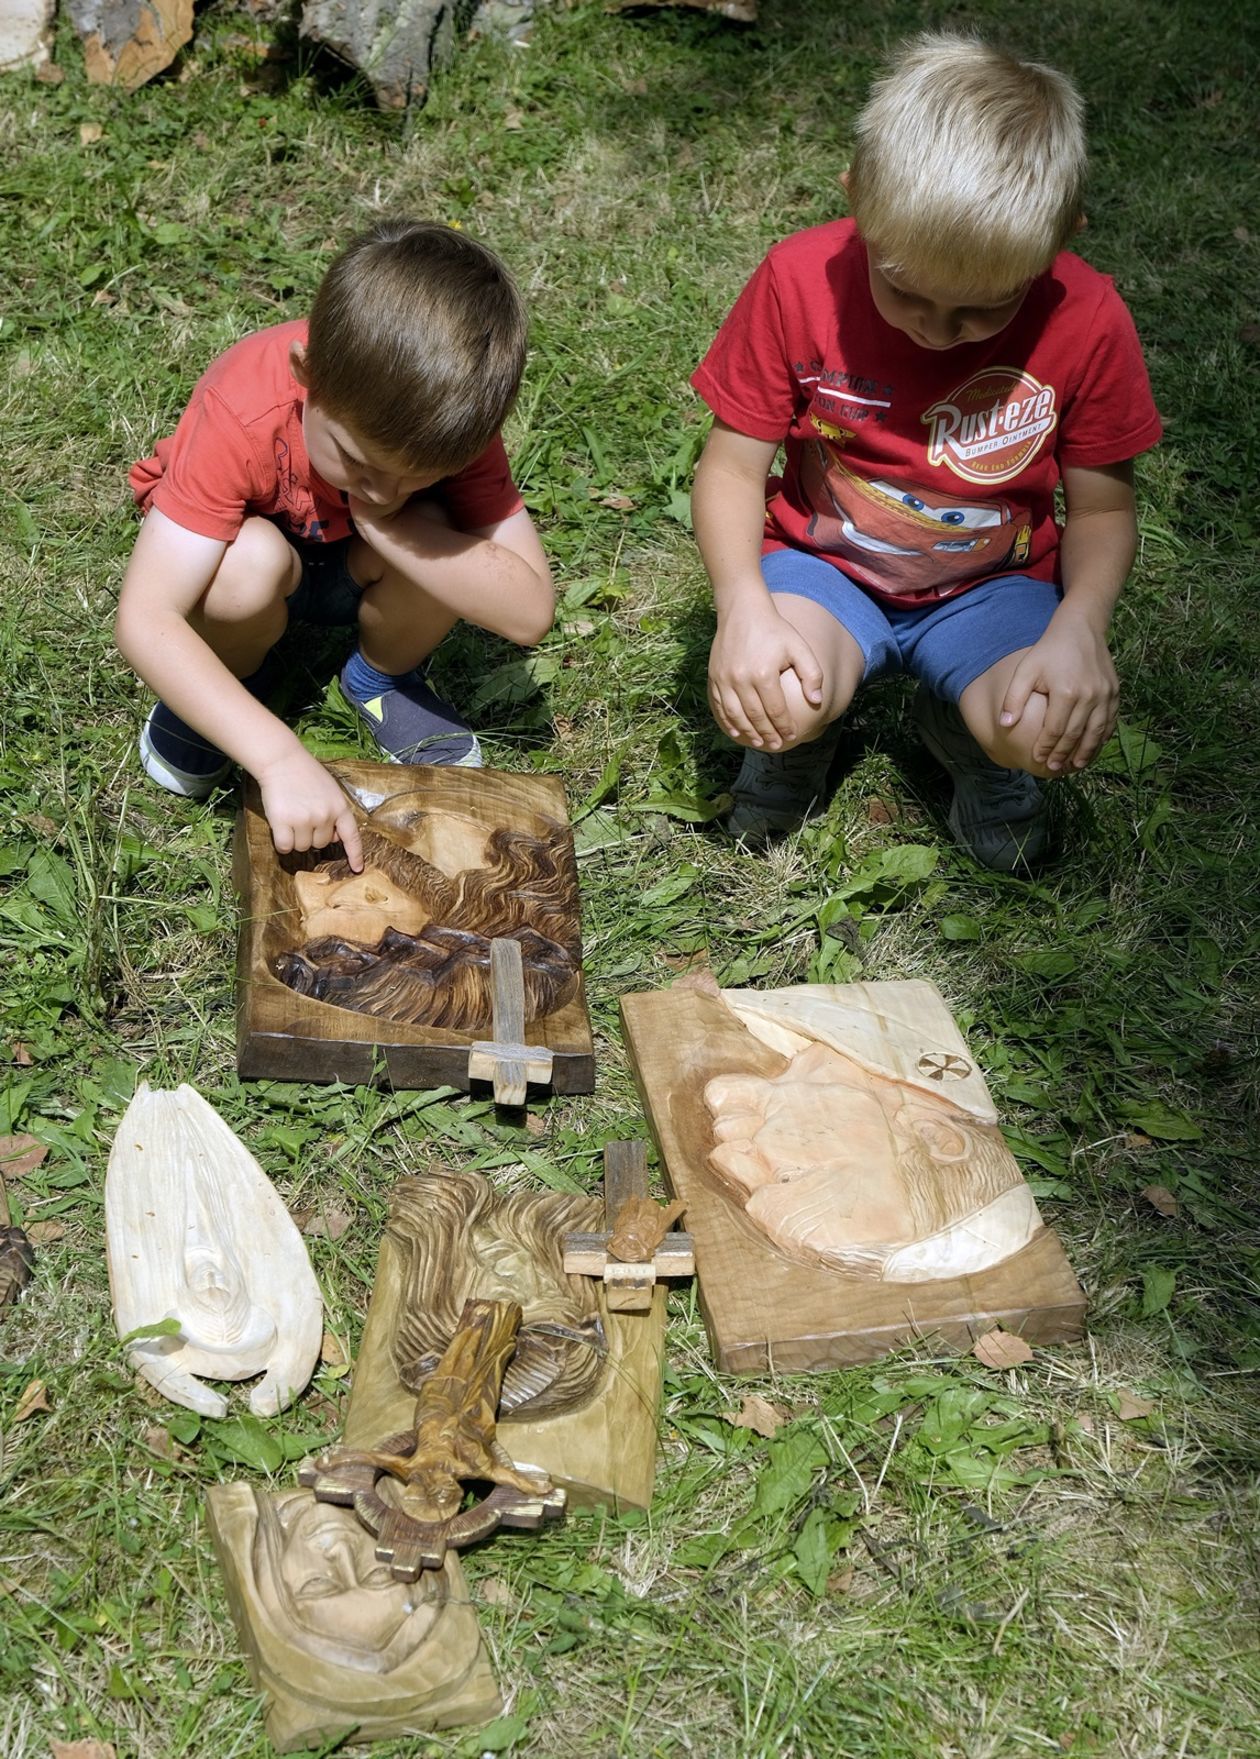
[338,661,481,767]
[139,703,231,800]
[725,721,844,844]
[912,687,1047,872]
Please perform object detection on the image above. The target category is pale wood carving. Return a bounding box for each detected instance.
[562,1140,694,1313]
[621,982,1086,1373]
[467,936,555,1105]
[105,1083,322,1417]
[301,1298,565,1579]
[207,1484,501,1752]
[234,761,594,1091]
[345,1172,666,1511]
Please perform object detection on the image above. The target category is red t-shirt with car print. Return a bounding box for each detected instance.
[692,219,1162,608]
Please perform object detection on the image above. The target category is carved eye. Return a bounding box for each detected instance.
[363,1566,397,1590]
[295,1573,340,1599]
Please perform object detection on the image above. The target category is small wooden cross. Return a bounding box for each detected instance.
[562,1141,695,1313]
[467,937,554,1107]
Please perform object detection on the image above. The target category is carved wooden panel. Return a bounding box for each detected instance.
[621,982,1085,1372]
[344,1173,666,1511]
[233,761,594,1090]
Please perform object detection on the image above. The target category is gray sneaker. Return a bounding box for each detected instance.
[725,721,844,844]
[338,662,481,767]
[913,687,1047,872]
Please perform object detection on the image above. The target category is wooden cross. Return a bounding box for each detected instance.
[467,937,554,1106]
[562,1141,695,1313]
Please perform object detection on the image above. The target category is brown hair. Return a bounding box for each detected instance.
[304,218,528,474]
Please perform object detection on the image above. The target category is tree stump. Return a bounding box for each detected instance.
[66,0,194,88]
[0,0,57,72]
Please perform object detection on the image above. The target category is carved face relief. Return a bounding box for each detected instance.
[704,1041,1038,1281]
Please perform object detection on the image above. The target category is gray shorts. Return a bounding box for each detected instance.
[284,535,364,627]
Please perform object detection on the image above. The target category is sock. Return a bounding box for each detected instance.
[341,648,416,702]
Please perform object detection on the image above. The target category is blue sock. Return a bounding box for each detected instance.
[341,648,416,702]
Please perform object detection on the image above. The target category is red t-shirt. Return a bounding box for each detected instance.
[692,220,1163,606]
[130,319,523,546]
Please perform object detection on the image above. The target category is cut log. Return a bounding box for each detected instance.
[0,0,56,73]
[299,0,456,111]
[66,0,194,90]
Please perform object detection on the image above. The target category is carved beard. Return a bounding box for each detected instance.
[272,821,582,1032]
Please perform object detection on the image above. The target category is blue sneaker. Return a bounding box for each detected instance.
[913,688,1047,872]
[338,660,481,767]
[725,721,844,843]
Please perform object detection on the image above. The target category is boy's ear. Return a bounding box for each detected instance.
[1074,213,1088,234]
[289,340,312,388]
[839,169,851,195]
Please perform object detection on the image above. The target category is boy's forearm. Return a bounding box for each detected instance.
[693,453,776,619]
[115,601,305,778]
[1055,505,1137,634]
[353,506,554,647]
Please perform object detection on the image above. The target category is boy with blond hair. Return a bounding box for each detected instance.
[692,33,1162,869]
[117,219,554,873]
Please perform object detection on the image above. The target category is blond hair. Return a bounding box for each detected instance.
[305,218,527,475]
[847,33,1086,302]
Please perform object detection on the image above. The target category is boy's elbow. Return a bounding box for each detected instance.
[514,599,557,648]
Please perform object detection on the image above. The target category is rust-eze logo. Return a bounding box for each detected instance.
[923,368,1057,485]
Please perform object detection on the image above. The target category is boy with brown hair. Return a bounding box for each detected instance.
[691,33,1162,870]
[117,218,554,873]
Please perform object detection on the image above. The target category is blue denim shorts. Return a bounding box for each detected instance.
[284,535,364,628]
[762,547,1061,703]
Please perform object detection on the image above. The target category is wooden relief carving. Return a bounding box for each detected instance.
[207,1483,501,1751]
[234,762,595,1090]
[344,1171,668,1511]
[621,981,1086,1373]
[302,1298,565,1579]
[105,1084,322,1417]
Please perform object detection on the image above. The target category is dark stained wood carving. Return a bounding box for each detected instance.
[562,1141,694,1313]
[233,762,594,1090]
[301,1297,564,1578]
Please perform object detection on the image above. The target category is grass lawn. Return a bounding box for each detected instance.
[1,1,1258,1754]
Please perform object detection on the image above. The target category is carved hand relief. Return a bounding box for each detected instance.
[272,804,582,1033]
[106,1084,322,1417]
[207,1484,500,1749]
[703,987,1041,1282]
[386,1173,609,1421]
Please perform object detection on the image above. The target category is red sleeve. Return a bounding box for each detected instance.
[1057,281,1163,469]
[440,434,523,530]
[132,388,270,542]
[690,253,799,443]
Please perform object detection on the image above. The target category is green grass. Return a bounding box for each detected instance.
[1,1,1258,1754]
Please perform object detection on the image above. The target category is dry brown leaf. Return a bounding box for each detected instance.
[866,796,898,825]
[25,1220,66,1245]
[142,1425,179,1461]
[50,1742,118,1759]
[319,1330,346,1367]
[723,1394,790,1438]
[1124,1130,1153,1149]
[1235,225,1251,243]
[79,122,105,144]
[1140,1183,1179,1217]
[827,1565,855,1595]
[600,493,637,511]
[9,1043,33,1067]
[13,1379,50,1422]
[972,1328,1034,1370]
[297,1207,352,1241]
[503,108,524,129]
[0,1135,48,1179]
[35,61,65,84]
[1114,1390,1156,1421]
[524,1112,547,1138]
[478,1576,514,1607]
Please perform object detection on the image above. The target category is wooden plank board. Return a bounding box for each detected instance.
[233,760,594,1090]
[620,983,1085,1373]
[344,1233,666,1513]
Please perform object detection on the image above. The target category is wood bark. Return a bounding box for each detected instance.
[66,0,193,88]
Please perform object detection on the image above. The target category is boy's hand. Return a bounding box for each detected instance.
[709,600,825,749]
[255,749,365,871]
[999,607,1119,772]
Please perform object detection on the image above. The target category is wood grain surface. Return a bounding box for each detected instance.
[621,985,1086,1373]
[233,760,594,1090]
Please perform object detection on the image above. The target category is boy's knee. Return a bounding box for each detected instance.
[203,520,299,628]
[967,692,1056,779]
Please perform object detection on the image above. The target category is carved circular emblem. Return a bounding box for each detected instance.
[916,1052,972,1081]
